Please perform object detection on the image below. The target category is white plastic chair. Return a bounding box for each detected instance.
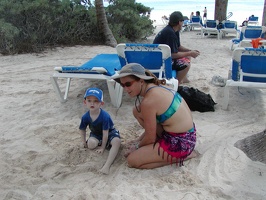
[201,20,220,39]
[116,43,178,91]
[220,20,238,39]
[50,54,123,108]
[223,47,266,109]
[231,26,266,50]
[187,16,203,31]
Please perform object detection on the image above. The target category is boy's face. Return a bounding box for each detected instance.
[84,96,103,111]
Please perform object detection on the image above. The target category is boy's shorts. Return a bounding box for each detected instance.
[172,58,190,71]
[89,128,120,149]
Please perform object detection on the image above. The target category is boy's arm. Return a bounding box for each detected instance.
[95,130,108,154]
[80,129,88,148]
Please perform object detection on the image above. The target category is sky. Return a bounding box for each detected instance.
[135,0,265,25]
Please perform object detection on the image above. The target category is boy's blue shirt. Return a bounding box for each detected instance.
[79,108,114,135]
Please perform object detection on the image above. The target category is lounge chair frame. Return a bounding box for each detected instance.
[116,43,178,90]
[223,47,266,109]
[50,54,123,108]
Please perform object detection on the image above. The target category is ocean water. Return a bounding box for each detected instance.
[135,0,264,26]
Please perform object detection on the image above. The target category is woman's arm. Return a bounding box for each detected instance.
[138,102,158,147]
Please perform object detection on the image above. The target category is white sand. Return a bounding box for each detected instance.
[0,26,266,200]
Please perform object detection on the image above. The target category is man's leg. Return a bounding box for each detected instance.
[177,64,190,84]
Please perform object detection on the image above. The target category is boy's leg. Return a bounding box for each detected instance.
[99,137,121,174]
[87,137,99,149]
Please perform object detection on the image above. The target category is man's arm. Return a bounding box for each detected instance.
[179,45,191,52]
[172,46,200,59]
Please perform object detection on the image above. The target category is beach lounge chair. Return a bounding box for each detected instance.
[248,16,259,26]
[187,16,203,31]
[50,54,123,108]
[220,20,238,39]
[182,20,191,32]
[116,43,178,90]
[231,26,266,50]
[201,20,220,39]
[223,47,266,109]
[161,15,169,25]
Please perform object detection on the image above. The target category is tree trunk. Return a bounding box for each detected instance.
[214,0,228,22]
[262,0,266,26]
[95,0,117,47]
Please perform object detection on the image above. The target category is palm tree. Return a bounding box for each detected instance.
[214,0,228,22]
[95,0,117,47]
[262,0,266,26]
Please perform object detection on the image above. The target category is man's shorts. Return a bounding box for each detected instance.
[172,57,191,71]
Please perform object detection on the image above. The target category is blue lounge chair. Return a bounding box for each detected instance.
[116,43,178,90]
[201,20,220,39]
[220,20,239,39]
[161,15,169,25]
[223,47,266,109]
[188,16,203,31]
[50,54,123,107]
[231,26,266,50]
[248,16,259,26]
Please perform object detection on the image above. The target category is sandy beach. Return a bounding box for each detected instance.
[0,25,265,200]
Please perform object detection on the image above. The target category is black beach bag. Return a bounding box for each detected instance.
[178,86,216,112]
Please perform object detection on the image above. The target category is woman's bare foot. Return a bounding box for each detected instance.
[186,150,200,160]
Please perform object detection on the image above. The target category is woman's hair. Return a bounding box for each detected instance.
[144,69,166,85]
[127,69,166,85]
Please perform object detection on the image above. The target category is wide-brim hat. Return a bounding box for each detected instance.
[112,63,154,83]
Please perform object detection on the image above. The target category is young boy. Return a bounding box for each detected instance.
[79,88,121,174]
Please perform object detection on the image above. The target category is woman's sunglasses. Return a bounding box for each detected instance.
[120,80,136,88]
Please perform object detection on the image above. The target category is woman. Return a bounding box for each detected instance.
[189,12,194,22]
[112,63,197,169]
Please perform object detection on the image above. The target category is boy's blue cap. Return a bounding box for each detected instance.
[84,88,103,102]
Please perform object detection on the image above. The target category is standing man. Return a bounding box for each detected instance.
[203,7,207,21]
[153,11,200,84]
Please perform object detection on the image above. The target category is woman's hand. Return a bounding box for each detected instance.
[124,143,138,157]
[126,138,140,146]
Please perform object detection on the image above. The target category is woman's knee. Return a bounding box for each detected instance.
[127,153,140,168]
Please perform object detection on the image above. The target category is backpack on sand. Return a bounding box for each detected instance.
[177,86,217,112]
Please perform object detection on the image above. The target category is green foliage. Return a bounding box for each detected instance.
[0,0,154,54]
[0,19,20,55]
[107,0,155,42]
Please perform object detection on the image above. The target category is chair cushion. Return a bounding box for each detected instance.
[61,54,121,76]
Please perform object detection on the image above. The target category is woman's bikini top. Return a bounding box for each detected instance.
[145,85,182,123]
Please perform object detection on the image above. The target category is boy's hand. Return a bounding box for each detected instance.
[95,147,104,154]
[83,142,88,148]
